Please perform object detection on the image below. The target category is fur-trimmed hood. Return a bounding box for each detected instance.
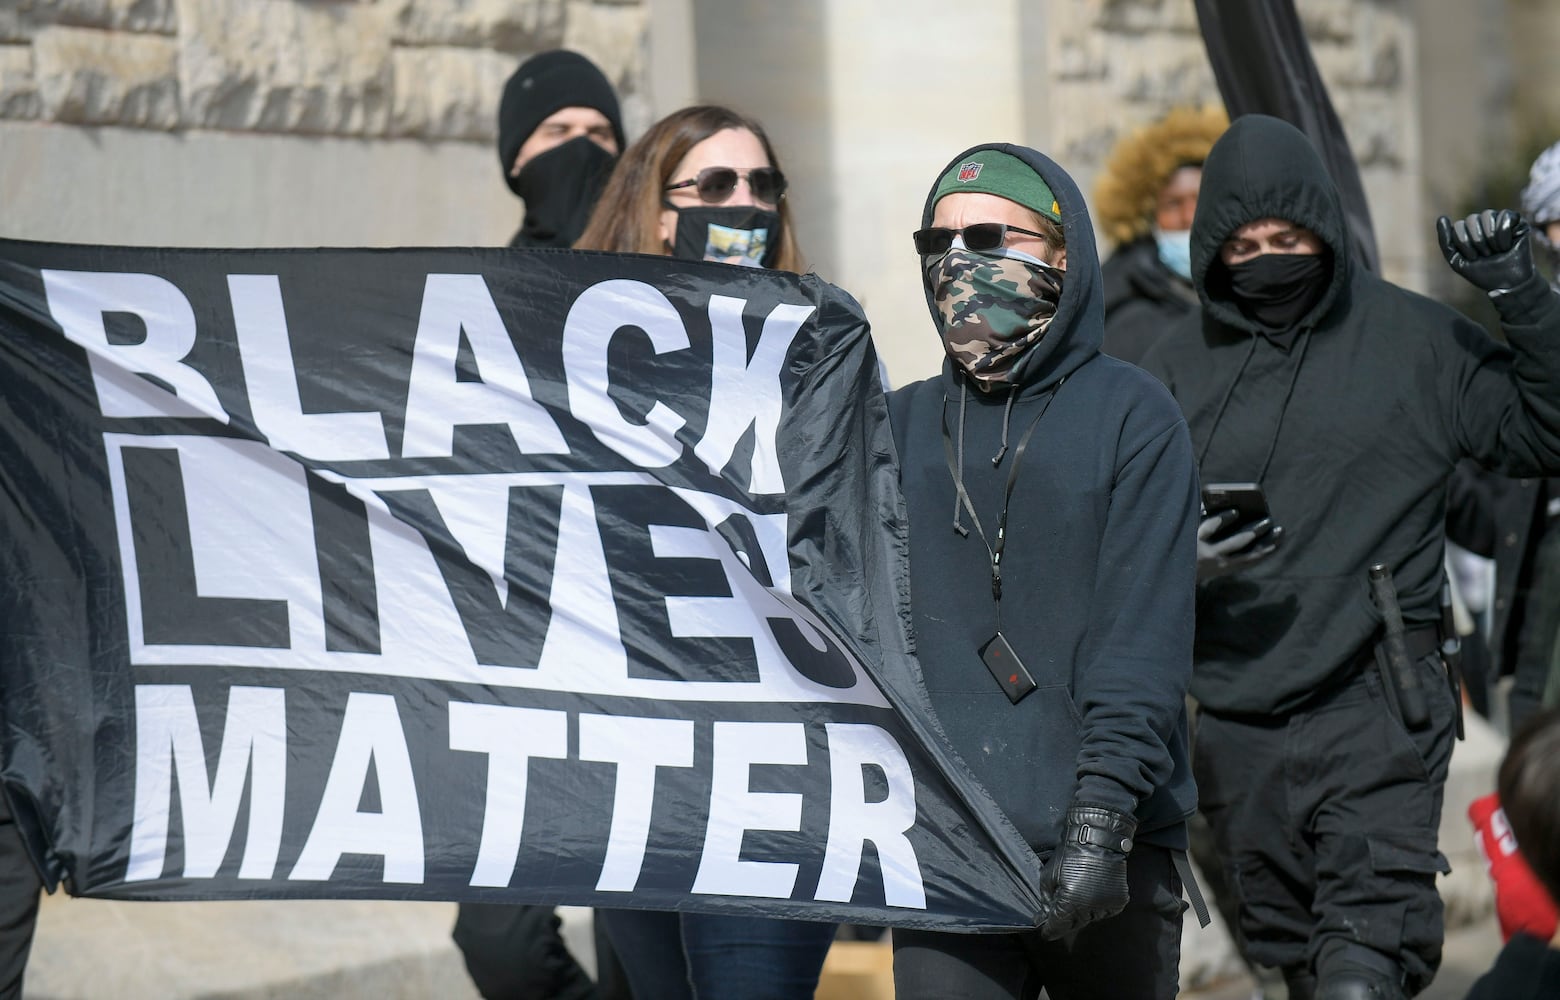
[1094,106,1227,248]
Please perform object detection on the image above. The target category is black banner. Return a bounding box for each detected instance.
[0,241,1045,930]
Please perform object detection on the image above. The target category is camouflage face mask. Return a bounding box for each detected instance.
[929,248,1064,390]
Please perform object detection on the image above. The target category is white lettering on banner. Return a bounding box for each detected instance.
[578,714,696,892]
[41,270,230,424]
[816,724,925,908]
[694,295,814,495]
[449,703,569,887]
[127,689,926,907]
[41,271,808,482]
[103,435,325,655]
[290,692,425,883]
[563,279,690,469]
[126,685,286,881]
[692,721,808,898]
[402,273,568,459]
[104,434,891,709]
[227,275,391,461]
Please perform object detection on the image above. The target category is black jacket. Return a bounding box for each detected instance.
[888,143,1199,852]
[1101,236,1199,365]
[1447,464,1560,722]
[1141,115,1560,716]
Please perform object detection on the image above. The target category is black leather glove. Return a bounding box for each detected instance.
[1437,209,1535,295]
[1037,803,1136,940]
[1197,510,1282,581]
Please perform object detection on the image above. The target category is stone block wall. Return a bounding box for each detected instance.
[0,0,651,141]
[0,0,651,248]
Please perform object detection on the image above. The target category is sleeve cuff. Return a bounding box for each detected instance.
[1073,774,1138,816]
[1491,272,1559,325]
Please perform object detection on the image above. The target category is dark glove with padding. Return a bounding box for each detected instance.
[1437,209,1535,295]
[1037,803,1136,940]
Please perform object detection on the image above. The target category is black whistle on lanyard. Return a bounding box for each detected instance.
[1368,564,1430,730]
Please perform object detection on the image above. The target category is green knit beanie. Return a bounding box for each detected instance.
[933,150,1061,223]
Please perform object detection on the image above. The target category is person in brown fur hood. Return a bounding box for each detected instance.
[1095,106,1227,364]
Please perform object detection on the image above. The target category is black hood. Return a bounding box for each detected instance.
[1190,115,1351,335]
[920,142,1103,393]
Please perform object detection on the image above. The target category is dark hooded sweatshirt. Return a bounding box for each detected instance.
[887,143,1200,853]
[1140,115,1560,716]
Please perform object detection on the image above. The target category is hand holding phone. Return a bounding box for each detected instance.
[1197,483,1281,580]
[1200,482,1270,539]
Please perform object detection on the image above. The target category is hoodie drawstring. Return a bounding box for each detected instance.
[1257,329,1313,484]
[1195,335,1260,471]
[941,378,1066,607]
[992,389,1016,467]
[1195,331,1314,487]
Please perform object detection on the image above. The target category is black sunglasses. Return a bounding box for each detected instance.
[664,166,788,205]
[912,223,1049,256]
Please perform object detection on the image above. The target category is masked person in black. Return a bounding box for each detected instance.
[496,50,625,249]
[1141,114,1560,1000]
[1445,139,1560,731]
[887,146,1202,999]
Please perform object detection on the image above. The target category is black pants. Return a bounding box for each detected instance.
[891,843,1184,1000]
[0,792,42,1000]
[452,903,629,1000]
[1195,657,1456,995]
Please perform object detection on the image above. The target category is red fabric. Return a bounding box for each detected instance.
[1469,792,1560,943]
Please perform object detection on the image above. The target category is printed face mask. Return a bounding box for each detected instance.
[928,243,1063,390]
[1154,227,1193,281]
[666,205,782,268]
[1226,252,1330,330]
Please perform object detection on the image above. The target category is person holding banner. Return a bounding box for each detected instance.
[576,104,834,1000]
[886,144,1202,998]
[1141,114,1560,999]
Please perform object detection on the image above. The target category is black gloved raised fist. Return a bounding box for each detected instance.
[1037,803,1136,940]
[1437,209,1535,295]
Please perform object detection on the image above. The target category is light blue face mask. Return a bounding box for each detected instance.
[1154,227,1193,281]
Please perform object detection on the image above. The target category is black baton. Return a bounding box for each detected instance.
[1368,564,1430,729]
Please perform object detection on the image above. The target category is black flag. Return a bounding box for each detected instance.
[0,240,1047,930]
[1195,0,1381,273]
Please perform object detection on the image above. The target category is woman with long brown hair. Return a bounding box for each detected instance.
[576,104,803,273]
[582,105,837,1000]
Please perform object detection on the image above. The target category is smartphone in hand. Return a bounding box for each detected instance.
[1201,482,1271,541]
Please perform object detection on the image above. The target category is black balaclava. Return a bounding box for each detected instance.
[511,136,617,249]
[1226,252,1331,330]
[496,50,626,247]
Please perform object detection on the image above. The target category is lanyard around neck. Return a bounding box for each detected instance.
[940,379,1064,614]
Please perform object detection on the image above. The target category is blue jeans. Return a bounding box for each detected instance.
[597,909,836,1000]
